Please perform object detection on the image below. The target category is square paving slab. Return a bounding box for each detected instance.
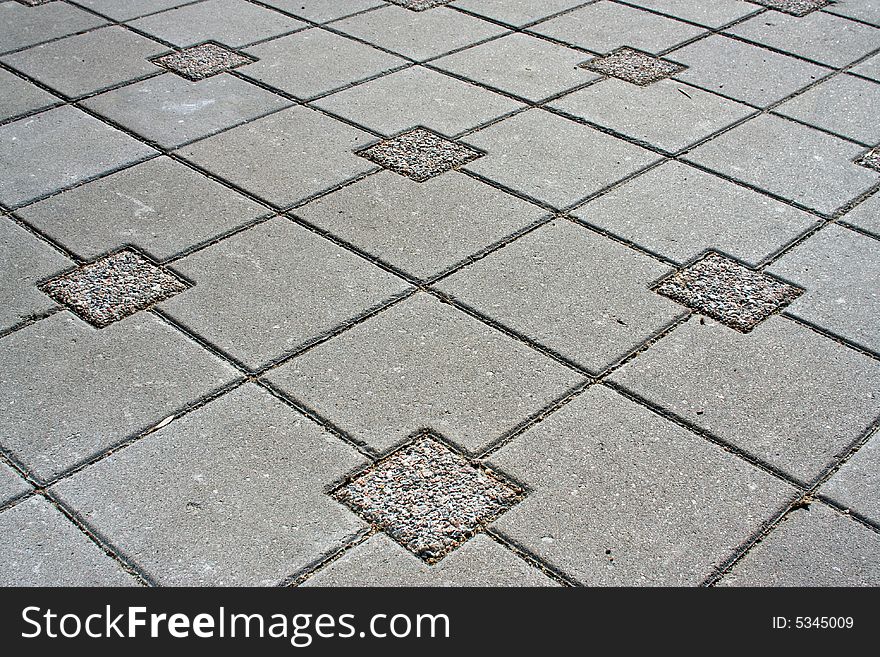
[621,0,760,27]
[826,0,880,25]
[71,0,197,21]
[821,431,880,525]
[0,461,30,507]
[0,1,107,55]
[0,69,59,122]
[450,0,587,27]
[840,191,880,236]
[257,0,383,22]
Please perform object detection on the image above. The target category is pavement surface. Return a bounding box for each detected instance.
[1,0,879,587]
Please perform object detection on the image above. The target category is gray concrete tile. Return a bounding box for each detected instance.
[840,191,880,236]
[0,495,136,586]
[767,224,880,352]
[0,68,59,121]
[432,32,600,102]
[160,218,409,370]
[671,34,830,107]
[52,384,366,586]
[684,115,879,215]
[552,78,754,153]
[1,26,167,98]
[775,74,880,144]
[450,0,586,26]
[174,105,376,207]
[18,156,269,261]
[491,385,795,585]
[575,161,819,265]
[72,0,196,21]
[0,1,107,55]
[0,219,70,332]
[529,1,706,55]
[825,0,880,25]
[726,11,879,68]
[259,0,382,22]
[0,311,240,481]
[330,5,507,60]
[312,66,523,137]
[303,533,558,586]
[0,106,157,208]
[463,109,660,208]
[241,28,407,100]
[129,0,306,48]
[0,462,30,507]
[294,170,546,281]
[264,292,585,453]
[437,220,682,373]
[610,316,880,483]
[822,432,880,524]
[83,73,291,150]
[719,504,880,586]
[850,55,880,82]
[621,0,760,27]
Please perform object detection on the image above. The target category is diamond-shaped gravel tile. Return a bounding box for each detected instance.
[334,434,523,562]
[856,146,880,172]
[42,250,187,327]
[389,0,452,9]
[17,1,55,7]
[583,47,685,85]
[748,0,828,16]
[153,42,255,80]
[357,128,483,182]
[654,252,803,332]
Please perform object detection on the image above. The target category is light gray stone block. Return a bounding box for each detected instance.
[71,0,196,21]
[822,432,880,525]
[450,0,586,26]
[825,0,880,25]
[620,0,759,27]
[849,56,880,82]
[0,68,59,121]
[0,1,106,55]
[0,462,30,507]
[258,0,382,22]
[840,192,880,236]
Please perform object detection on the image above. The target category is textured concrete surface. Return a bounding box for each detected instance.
[1,0,878,588]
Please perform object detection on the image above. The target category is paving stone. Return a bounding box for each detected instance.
[0,1,106,55]
[175,105,375,207]
[0,496,136,586]
[334,434,523,561]
[295,170,546,281]
[1,26,166,98]
[840,191,880,235]
[727,11,879,68]
[0,106,157,208]
[719,504,880,586]
[18,156,269,261]
[621,0,760,27]
[462,109,659,209]
[83,73,291,150]
[490,386,795,586]
[438,220,682,373]
[850,55,880,82]
[824,0,880,25]
[575,161,819,265]
[0,218,70,332]
[748,0,829,15]
[159,218,409,370]
[822,432,880,524]
[303,533,557,586]
[450,0,586,27]
[330,4,506,60]
[0,68,59,121]
[52,384,366,586]
[775,75,880,144]
[356,127,482,182]
[240,28,407,100]
[610,316,880,483]
[552,78,753,152]
[529,1,705,55]
[767,224,880,352]
[671,35,830,107]
[0,462,30,507]
[684,115,880,215]
[0,312,239,481]
[581,48,686,86]
[153,43,255,81]
[257,0,382,22]
[264,292,585,453]
[71,0,196,20]
[129,0,306,48]
[312,66,523,137]
[432,32,600,102]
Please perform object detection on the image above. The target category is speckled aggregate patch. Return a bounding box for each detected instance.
[333,435,523,562]
[17,0,55,6]
[654,252,803,332]
[388,0,454,10]
[855,146,880,172]
[42,250,188,327]
[748,0,829,16]
[356,128,483,182]
[582,47,685,86]
[152,43,255,81]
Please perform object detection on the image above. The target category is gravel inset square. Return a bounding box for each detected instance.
[153,42,255,80]
[334,434,523,562]
[654,252,803,332]
[855,146,880,172]
[388,0,453,10]
[582,47,685,86]
[42,250,188,327]
[17,1,54,5]
[748,0,828,16]
[356,127,483,182]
